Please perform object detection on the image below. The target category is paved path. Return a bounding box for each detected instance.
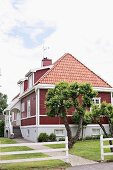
[66,162,113,170]
[13,138,97,166]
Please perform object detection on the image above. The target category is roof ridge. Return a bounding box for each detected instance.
[35,53,112,88]
[35,53,70,85]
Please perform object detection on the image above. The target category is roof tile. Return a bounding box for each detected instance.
[36,53,111,88]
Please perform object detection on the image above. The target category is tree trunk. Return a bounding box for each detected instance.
[63,116,73,149]
[73,115,83,143]
[98,121,113,152]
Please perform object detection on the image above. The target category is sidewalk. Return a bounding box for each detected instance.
[13,138,97,166]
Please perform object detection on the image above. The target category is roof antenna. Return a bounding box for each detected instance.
[42,44,50,59]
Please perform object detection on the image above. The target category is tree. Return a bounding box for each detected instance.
[70,83,97,142]
[46,82,96,148]
[91,102,113,152]
[46,82,73,147]
[0,92,8,114]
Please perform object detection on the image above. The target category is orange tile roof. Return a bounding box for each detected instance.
[36,53,111,88]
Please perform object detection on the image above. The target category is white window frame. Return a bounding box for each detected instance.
[27,99,31,117]
[21,102,25,112]
[54,129,64,137]
[20,82,24,94]
[92,97,101,105]
[28,74,33,89]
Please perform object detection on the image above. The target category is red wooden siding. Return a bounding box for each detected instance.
[21,92,36,125]
[40,116,73,125]
[34,69,49,84]
[24,80,28,91]
[21,117,36,126]
[98,92,111,103]
[40,89,73,124]
[39,90,111,125]
[40,89,48,115]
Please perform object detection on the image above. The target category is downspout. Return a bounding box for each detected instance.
[8,110,13,135]
[35,88,40,142]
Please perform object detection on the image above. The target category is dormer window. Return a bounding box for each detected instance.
[20,82,24,94]
[28,74,33,89]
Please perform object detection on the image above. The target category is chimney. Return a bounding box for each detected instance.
[42,57,52,67]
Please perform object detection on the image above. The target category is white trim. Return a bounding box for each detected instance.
[20,124,76,128]
[93,87,113,92]
[35,84,55,91]
[87,124,109,127]
[35,84,113,92]
[21,115,36,120]
[25,65,53,77]
[33,72,34,86]
[17,78,28,85]
[20,125,37,128]
[36,90,38,126]
[39,115,73,117]
[37,89,40,125]
[19,86,35,99]
[38,124,77,128]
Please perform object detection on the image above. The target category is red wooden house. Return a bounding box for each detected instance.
[4,53,113,141]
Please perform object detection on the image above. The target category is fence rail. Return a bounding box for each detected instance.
[0,136,68,164]
[100,135,113,161]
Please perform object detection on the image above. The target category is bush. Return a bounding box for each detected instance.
[0,120,5,137]
[38,133,49,142]
[49,133,56,141]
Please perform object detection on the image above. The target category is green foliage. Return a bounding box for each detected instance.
[38,133,49,142]
[0,120,5,137]
[0,92,8,114]
[49,133,56,141]
[46,81,97,147]
[91,102,113,123]
[46,82,72,117]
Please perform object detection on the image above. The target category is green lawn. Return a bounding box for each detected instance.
[70,139,113,161]
[0,137,70,170]
[46,139,113,162]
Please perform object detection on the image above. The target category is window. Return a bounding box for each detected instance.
[27,99,30,117]
[92,128,100,136]
[21,102,25,112]
[92,97,101,105]
[28,74,33,89]
[20,82,24,94]
[54,129,64,137]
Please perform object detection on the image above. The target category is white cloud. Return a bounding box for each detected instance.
[0,0,113,103]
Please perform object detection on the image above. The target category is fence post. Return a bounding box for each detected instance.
[65,136,69,163]
[100,135,104,161]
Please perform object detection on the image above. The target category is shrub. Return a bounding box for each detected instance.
[0,120,5,137]
[38,133,49,142]
[49,133,56,141]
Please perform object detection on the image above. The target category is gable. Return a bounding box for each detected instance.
[36,53,111,88]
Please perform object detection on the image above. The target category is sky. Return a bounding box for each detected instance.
[0,0,113,103]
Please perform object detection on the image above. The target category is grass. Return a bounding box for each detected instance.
[69,139,113,161]
[45,143,65,149]
[1,160,69,170]
[0,137,16,144]
[46,139,113,162]
[0,137,70,170]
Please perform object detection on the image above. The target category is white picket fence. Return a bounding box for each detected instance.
[0,137,69,164]
[100,135,113,161]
